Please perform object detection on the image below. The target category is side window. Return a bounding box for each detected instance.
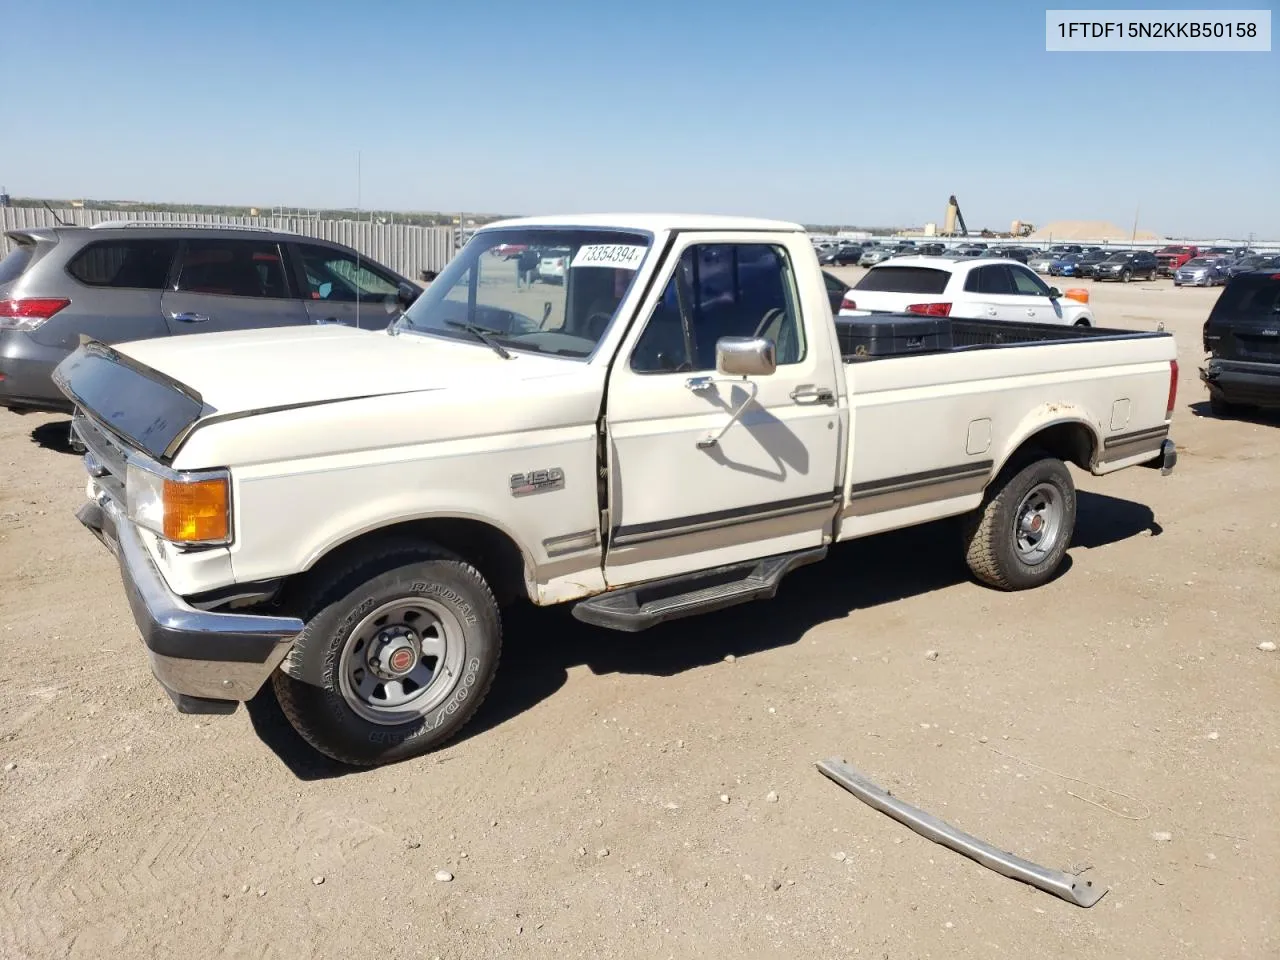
[67,240,177,290]
[297,244,400,303]
[630,243,806,374]
[1010,265,1051,296]
[175,240,290,299]
[965,265,1014,295]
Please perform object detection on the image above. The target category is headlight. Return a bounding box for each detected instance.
[126,460,232,545]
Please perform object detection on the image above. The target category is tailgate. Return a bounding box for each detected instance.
[52,340,205,462]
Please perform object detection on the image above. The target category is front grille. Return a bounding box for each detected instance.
[72,413,131,508]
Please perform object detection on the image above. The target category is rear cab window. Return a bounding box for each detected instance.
[853,266,950,295]
[66,239,178,289]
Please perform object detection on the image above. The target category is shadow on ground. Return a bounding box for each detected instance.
[249,490,1158,779]
[1188,400,1280,426]
[30,419,77,454]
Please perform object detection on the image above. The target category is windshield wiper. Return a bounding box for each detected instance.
[443,320,513,359]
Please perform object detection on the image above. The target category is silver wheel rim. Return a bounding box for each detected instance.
[1012,482,1062,566]
[337,597,466,725]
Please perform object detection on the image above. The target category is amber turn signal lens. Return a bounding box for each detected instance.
[161,477,230,543]
[1065,288,1090,304]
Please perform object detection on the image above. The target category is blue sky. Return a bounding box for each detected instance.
[4,0,1276,236]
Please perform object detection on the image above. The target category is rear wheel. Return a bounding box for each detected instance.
[962,453,1076,591]
[272,543,502,767]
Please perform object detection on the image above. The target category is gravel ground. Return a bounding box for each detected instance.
[1,272,1276,959]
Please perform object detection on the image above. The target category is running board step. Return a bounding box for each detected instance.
[572,546,828,633]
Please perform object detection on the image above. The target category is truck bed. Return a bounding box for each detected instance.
[837,315,1167,362]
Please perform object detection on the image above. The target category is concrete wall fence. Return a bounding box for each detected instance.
[0,208,456,278]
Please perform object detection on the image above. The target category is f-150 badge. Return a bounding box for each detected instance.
[510,467,565,497]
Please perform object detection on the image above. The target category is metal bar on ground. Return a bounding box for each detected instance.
[815,758,1108,908]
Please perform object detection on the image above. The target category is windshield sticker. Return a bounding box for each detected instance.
[571,244,647,270]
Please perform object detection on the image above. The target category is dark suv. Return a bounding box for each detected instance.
[1093,249,1160,283]
[0,224,419,414]
[1200,269,1280,416]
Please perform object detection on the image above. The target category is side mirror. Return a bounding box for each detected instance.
[396,282,421,310]
[1047,286,1062,299]
[715,336,776,377]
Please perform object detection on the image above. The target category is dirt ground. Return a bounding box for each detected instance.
[1,271,1276,960]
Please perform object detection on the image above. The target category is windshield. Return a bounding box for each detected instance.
[1184,258,1213,267]
[395,228,650,359]
[1083,251,1109,261]
[1102,253,1132,263]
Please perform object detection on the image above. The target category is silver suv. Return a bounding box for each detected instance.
[0,223,420,414]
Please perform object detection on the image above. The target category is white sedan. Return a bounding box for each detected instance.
[838,255,1095,327]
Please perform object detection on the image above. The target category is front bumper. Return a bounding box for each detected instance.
[1200,359,1280,408]
[76,491,303,714]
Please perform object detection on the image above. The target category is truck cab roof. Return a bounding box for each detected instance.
[480,213,806,234]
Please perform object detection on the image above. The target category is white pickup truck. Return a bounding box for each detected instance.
[54,214,1179,767]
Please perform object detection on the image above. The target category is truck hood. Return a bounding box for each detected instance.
[118,325,573,412]
[53,325,581,462]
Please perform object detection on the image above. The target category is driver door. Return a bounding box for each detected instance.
[602,233,844,588]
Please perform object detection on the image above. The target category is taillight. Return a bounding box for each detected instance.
[906,302,951,316]
[839,296,857,311]
[0,298,71,331]
[1166,359,1178,419]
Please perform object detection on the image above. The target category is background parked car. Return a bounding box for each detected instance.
[1028,251,1058,273]
[1200,269,1280,416]
[859,247,894,266]
[819,243,865,265]
[1048,253,1084,276]
[1174,256,1230,287]
[1094,249,1160,282]
[1156,244,1199,275]
[535,247,572,283]
[0,224,419,414]
[1227,253,1280,277]
[1076,249,1115,278]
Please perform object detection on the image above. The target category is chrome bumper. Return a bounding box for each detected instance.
[76,493,303,714]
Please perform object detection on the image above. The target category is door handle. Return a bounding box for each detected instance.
[790,385,836,405]
[170,312,210,323]
[685,375,715,393]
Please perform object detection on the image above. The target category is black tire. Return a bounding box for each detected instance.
[272,543,502,767]
[961,453,1077,591]
[1073,318,1091,327]
[1121,269,1132,283]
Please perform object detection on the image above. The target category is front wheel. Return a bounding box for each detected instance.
[273,544,502,767]
[1121,269,1132,283]
[961,454,1077,591]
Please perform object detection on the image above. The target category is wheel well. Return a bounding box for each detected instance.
[1001,421,1096,475]
[296,519,530,608]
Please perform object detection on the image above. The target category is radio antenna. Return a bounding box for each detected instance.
[355,150,362,329]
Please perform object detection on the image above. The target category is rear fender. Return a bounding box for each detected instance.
[988,405,1103,481]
